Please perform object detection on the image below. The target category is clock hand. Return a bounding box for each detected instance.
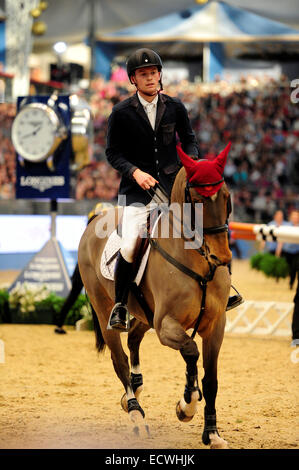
[22,125,43,139]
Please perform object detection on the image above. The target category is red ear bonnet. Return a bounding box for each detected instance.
[176,142,231,197]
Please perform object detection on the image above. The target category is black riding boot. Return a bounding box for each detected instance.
[108,252,134,331]
[226,264,244,311]
[226,294,244,311]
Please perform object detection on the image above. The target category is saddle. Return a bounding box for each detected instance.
[100,207,161,285]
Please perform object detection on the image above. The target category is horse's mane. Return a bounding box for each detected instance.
[170,167,186,204]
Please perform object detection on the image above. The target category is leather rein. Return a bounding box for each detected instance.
[146,181,230,338]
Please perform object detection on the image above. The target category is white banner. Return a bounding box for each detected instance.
[5,0,39,99]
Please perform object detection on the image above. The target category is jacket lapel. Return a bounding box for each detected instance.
[130,93,152,130]
[130,93,167,132]
[155,93,166,132]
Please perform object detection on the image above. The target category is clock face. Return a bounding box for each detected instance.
[12,104,59,162]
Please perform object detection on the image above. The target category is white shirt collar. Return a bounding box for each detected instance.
[137,92,158,108]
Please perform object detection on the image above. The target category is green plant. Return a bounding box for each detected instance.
[259,253,277,278]
[275,257,290,279]
[36,292,64,313]
[0,289,9,323]
[1,283,90,325]
[250,252,264,271]
[64,294,90,325]
[9,282,50,316]
[250,252,290,281]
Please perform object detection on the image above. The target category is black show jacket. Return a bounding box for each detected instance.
[106,92,199,206]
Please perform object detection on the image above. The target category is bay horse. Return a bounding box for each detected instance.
[78,143,232,449]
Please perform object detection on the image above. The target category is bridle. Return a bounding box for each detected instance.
[146,179,232,338]
[185,179,230,236]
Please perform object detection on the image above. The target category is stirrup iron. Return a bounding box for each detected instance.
[107,302,130,332]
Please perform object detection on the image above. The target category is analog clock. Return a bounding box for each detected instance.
[11,102,68,163]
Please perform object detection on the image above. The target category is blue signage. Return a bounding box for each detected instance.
[8,238,76,298]
[15,95,71,199]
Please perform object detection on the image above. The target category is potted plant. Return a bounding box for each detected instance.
[0,289,10,323]
[8,282,56,324]
[250,252,289,281]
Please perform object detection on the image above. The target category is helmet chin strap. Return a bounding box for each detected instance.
[136,87,159,97]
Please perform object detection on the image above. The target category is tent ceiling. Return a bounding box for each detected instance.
[99,1,299,43]
[0,0,297,47]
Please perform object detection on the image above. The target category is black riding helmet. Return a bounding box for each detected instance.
[126,48,163,90]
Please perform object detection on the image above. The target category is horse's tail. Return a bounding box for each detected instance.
[90,303,106,353]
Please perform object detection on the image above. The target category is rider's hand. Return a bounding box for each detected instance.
[132,168,159,190]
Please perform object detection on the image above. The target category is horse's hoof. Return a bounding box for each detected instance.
[202,431,228,449]
[120,393,128,413]
[209,432,229,449]
[54,327,67,334]
[176,400,193,423]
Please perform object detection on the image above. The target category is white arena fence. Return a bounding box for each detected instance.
[225,300,293,337]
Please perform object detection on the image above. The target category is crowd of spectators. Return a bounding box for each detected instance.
[185,74,299,222]
[75,160,120,201]
[0,103,16,200]
[0,72,298,222]
[80,72,299,222]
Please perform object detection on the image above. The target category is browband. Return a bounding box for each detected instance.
[187,178,224,188]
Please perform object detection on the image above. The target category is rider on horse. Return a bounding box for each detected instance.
[106,48,242,331]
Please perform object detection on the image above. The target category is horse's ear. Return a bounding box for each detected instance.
[176,145,197,179]
[214,142,231,174]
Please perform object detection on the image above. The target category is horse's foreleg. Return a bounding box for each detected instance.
[176,339,202,422]
[201,313,228,449]
[156,315,201,423]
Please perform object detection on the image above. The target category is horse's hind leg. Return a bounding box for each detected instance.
[121,320,150,413]
[201,313,228,449]
[80,266,147,434]
[156,314,201,423]
[88,288,132,395]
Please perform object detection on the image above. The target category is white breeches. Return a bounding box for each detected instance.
[120,189,167,263]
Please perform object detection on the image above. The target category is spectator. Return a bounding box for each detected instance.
[0,103,16,199]
[260,209,288,256]
[282,210,299,289]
